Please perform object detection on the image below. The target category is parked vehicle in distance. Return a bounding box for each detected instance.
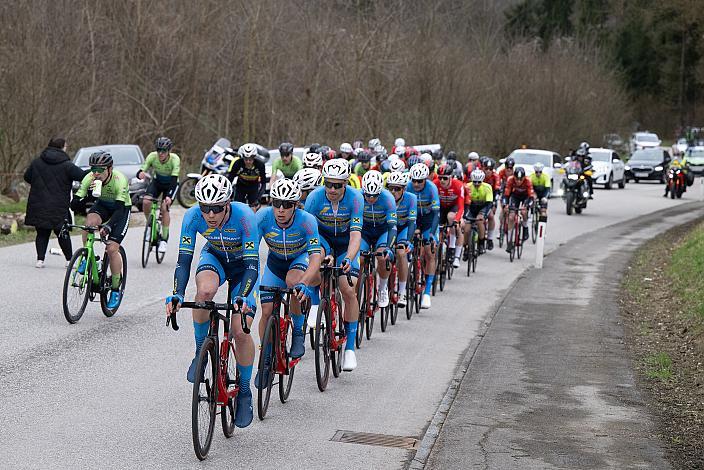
[685,146,704,176]
[629,132,661,153]
[624,147,670,183]
[603,133,628,155]
[72,144,146,211]
[588,148,626,189]
[502,148,565,197]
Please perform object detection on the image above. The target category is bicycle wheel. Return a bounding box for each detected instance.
[438,243,446,292]
[405,261,414,320]
[221,340,237,438]
[155,218,166,264]
[498,216,505,248]
[517,227,524,259]
[389,268,398,326]
[508,226,516,262]
[100,246,128,317]
[355,270,366,348]
[141,219,152,268]
[467,236,474,277]
[531,209,538,244]
[447,245,454,281]
[330,291,344,378]
[365,276,375,340]
[257,314,277,420]
[192,337,217,461]
[62,248,91,324]
[314,300,330,392]
[432,247,440,296]
[279,317,295,403]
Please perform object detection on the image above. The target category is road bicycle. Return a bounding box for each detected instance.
[387,250,399,326]
[141,194,166,268]
[167,282,249,460]
[314,260,352,392]
[435,222,457,293]
[464,216,487,276]
[405,233,425,320]
[530,198,541,244]
[357,250,390,346]
[61,223,127,323]
[256,285,306,420]
[507,201,528,262]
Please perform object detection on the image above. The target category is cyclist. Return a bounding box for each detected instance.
[270,142,302,187]
[504,167,535,252]
[354,151,373,178]
[434,164,464,268]
[347,160,362,190]
[302,151,323,171]
[255,179,322,385]
[497,156,516,240]
[529,162,551,217]
[421,153,436,179]
[360,170,397,308]
[165,174,259,428]
[367,138,381,152]
[445,151,464,180]
[481,158,500,250]
[387,171,416,308]
[465,151,481,177]
[138,137,180,253]
[406,163,440,309]
[71,150,130,309]
[304,158,364,371]
[391,138,405,155]
[293,167,322,207]
[463,169,494,253]
[228,143,266,211]
[338,142,354,161]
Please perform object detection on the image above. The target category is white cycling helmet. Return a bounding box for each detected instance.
[322,158,350,180]
[339,142,353,154]
[368,138,381,149]
[238,143,258,159]
[395,145,406,156]
[410,163,429,180]
[533,162,545,173]
[470,169,485,183]
[303,152,323,168]
[394,137,405,148]
[353,148,364,157]
[270,178,301,201]
[387,171,409,186]
[389,159,406,172]
[293,168,322,191]
[468,151,480,161]
[362,170,384,195]
[195,174,232,204]
[420,153,433,167]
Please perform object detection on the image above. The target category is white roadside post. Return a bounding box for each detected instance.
[535,215,547,269]
[699,176,704,202]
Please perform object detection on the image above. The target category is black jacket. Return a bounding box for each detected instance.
[24,147,87,229]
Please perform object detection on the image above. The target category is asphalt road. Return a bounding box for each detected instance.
[0,181,694,469]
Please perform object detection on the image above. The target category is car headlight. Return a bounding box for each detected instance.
[654,166,663,171]
[567,174,579,180]
[624,165,630,171]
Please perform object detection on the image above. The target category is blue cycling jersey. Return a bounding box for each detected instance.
[361,188,397,244]
[173,203,259,298]
[406,179,440,234]
[395,191,417,230]
[256,206,322,259]
[304,185,364,246]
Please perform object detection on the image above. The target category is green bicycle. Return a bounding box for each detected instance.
[61,223,127,324]
[141,195,166,268]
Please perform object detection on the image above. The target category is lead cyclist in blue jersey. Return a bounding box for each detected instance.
[304,158,364,371]
[386,170,417,308]
[406,163,440,309]
[254,179,322,387]
[165,174,259,428]
[360,170,397,308]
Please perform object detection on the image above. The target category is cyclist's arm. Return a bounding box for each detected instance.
[300,216,323,286]
[455,182,465,223]
[237,215,260,299]
[256,161,267,198]
[138,153,154,178]
[173,212,199,297]
[429,184,440,236]
[226,159,241,183]
[406,194,417,238]
[384,192,397,246]
[346,191,364,260]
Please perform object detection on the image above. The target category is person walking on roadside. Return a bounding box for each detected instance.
[23,137,87,268]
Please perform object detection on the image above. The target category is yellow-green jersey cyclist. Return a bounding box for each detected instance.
[529,162,551,216]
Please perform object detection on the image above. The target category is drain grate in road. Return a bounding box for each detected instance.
[330,430,419,449]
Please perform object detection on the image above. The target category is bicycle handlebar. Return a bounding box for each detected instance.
[360,250,391,270]
[167,298,248,334]
[320,259,354,287]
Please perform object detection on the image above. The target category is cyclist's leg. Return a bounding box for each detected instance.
[142,180,158,221]
[258,256,288,338]
[84,203,108,245]
[104,208,129,298]
[396,226,409,300]
[422,225,437,296]
[374,232,390,290]
[158,184,172,240]
[334,246,359,350]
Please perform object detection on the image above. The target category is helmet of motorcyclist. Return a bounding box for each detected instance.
[362,170,384,195]
[303,152,323,168]
[279,142,294,156]
[410,163,430,180]
[322,158,350,180]
[293,168,322,191]
[155,137,173,152]
[470,169,485,183]
[195,174,232,204]
[270,178,301,201]
[238,143,258,159]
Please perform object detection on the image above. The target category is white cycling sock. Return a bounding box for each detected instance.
[379,276,388,290]
[399,281,407,293]
[488,229,495,239]
[455,247,462,259]
[449,233,456,249]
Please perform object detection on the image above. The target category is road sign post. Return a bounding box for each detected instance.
[535,215,547,269]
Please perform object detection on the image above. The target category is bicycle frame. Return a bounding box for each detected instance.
[319,264,350,351]
[66,225,104,289]
[261,286,301,375]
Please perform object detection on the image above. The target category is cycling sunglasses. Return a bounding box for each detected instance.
[90,166,108,173]
[324,181,345,190]
[388,185,404,192]
[272,199,296,209]
[364,193,379,199]
[411,179,425,184]
[438,176,451,181]
[156,148,170,153]
[199,203,227,214]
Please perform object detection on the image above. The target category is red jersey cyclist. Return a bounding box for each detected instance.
[434,164,464,268]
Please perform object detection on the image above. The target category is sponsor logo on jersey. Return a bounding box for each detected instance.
[245,241,255,250]
[181,236,192,245]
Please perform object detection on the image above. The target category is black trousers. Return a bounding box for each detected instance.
[35,227,72,261]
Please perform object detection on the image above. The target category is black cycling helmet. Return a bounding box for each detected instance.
[446,151,457,161]
[437,164,454,177]
[89,150,113,167]
[514,167,526,178]
[155,136,173,151]
[505,157,516,169]
[483,158,496,170]
[432,149,444,160]
[308,143,321,154]
[279,142,294,156]
[356,151,371,162]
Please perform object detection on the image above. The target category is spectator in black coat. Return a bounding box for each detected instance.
[24,137,87,268]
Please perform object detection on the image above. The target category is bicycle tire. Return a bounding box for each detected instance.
[330,291,344,378]
[62,248,91,324]
[355,270,367,348]
[447,245,454,281]
[531,208,539,244]
[517,228,524,259]
[414,259,422,315]
[177,177,198,208]
[100,246,127,317]
[192,338,217,461]
[405,260,414,320]
[438,243,446,292]
[221,340,237,438]
[389,267,398,325]
[279,316,295,403]
[314,299,330,392]
[141,219,152,268]
[155,218,166,264]
[365,275,375,340]
[498,216,505,248]
[257,314,277,420]
[509,226,516,262]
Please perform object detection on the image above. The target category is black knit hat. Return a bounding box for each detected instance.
[48,137,66,149]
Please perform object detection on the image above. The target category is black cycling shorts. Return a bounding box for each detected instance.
[146,180,173,200]
[465,203,491,220]
[235,184,260,205]
[88,201,130,244]
[440,204,459,224]
[508,195,530,211]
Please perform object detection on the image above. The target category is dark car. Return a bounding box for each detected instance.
[72,144,147,209]
[625,148,671,183]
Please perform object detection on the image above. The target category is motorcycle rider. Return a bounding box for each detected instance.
[227,143,267,211]
[573,142,594,199]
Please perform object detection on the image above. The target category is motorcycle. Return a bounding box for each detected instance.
[177,138,235,208]
[562,161,590,215]
[666,167,686,199]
